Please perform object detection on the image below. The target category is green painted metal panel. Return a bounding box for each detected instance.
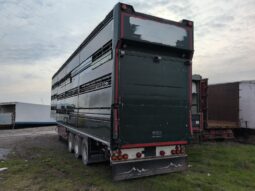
[118,50,190,145]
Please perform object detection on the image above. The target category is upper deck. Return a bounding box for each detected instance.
[52,3,193,82]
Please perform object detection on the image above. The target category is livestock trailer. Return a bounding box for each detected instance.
[0,102,55,129]
[51,3,194,180]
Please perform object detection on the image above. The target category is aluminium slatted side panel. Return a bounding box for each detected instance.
[52,17,114,144]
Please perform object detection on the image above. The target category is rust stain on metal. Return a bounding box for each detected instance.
[208,120,239,129]
[208,82,240,129]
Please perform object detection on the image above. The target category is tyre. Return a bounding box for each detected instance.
[68,133,74,153]
[81,137,89,165]
[74,135,82,159]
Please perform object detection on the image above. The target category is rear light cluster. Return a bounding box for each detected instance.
[136,152,142,158]
[171,145,185,155]
[111,150,129,161]
[159,150,165,156]
[111,145,184,161]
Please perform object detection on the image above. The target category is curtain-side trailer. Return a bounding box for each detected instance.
[51,3,194,180]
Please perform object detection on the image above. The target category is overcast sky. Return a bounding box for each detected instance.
[0,0,255,104]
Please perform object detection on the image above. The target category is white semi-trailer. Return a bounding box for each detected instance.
[0,102,56,128]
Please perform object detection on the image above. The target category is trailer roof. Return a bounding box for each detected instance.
[0,102,50,107]
[52,3,193,80]
[209,80,255,86]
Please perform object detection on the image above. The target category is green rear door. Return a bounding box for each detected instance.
[118,50,190,146]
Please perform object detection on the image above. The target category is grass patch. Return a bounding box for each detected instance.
[1,142,255,191]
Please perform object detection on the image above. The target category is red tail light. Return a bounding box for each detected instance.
[122,154,128,160]
[171,145,185,155]
[111,155,117,161]
[136,152,142,158]
[160,150,165,156]
[118,155,123,160]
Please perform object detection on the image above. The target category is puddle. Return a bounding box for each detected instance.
[0,148,10,160]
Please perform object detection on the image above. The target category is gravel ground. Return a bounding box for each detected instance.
[0,126,65,160]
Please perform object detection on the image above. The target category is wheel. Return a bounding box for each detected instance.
[68,133,74,153]
[81,137,89,165]
[74,135,82,159]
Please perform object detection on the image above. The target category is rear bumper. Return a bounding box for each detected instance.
[111,155,187,181]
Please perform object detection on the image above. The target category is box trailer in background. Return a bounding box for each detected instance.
[206,81,255,139]
[51,3,194,180]
[0,102,56,129]
[192,75,238,143]
[191,76,237,141]
[191,78,255,141]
